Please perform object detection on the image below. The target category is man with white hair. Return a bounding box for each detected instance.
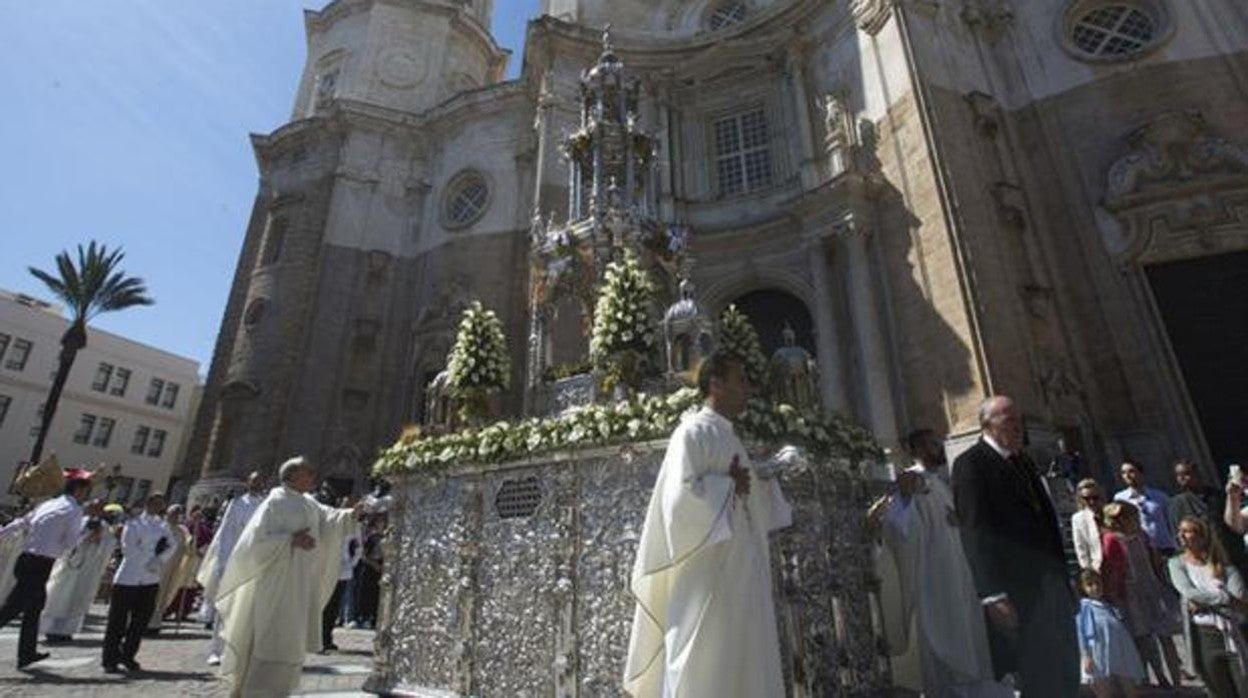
[951,395,1078,697]
[198,470,266,666]
[215,457,362,696]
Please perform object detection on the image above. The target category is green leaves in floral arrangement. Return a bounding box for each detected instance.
[717,305,770,393]
[589,251,658,390]
[446,301,510,395]
[371,388,883,477]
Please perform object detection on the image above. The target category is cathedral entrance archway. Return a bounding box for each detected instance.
[1101,110,1248,474]
[1146,251,1248,467]
[726,289,815,358]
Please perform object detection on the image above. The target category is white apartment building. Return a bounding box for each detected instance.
[0,289,200,506]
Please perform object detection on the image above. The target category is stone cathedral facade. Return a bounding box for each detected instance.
[185,0,1248,498]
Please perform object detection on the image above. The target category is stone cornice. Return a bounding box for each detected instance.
[250,118,334,169]
[445,5,511,75]
[784,171,879,236]
[420,80,529,127]
[303,0,371,39]
[524,0,825,73]
[305,0,509,73]
[250,82,530,170]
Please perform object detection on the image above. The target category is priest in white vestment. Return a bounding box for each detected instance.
[148,504,198,631]
[625,353,792,698]
[215,457,361,697]
[876,429,1009,698]
[42,513,116,641]
[198,471,266,665]
[0,514,32,605]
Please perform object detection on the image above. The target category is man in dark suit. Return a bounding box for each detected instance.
[952,395,1079,697]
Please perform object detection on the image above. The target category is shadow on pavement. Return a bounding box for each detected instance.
[143,632,213,642]
[1,668,215,685]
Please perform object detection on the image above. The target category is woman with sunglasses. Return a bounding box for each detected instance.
[1073,478,1105,571]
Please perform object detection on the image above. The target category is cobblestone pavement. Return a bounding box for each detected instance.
[0,604,374,697]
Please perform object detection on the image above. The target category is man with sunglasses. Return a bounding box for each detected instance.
[1071,479,1104,571]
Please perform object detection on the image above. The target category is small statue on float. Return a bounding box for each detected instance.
[662,278,714,383]
[423,369,455,432]
[769,323,819,410]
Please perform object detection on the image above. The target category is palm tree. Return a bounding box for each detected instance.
[27,241,154,464]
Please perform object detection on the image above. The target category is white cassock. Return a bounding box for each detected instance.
[0,517,31,603]
[198,492,264,621]
[624,406,792,698]
[215,485,357,697]
[42,527,117,636]
[881,464,1010,698]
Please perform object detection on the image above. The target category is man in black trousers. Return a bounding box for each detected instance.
[952,395,1079,697]
[101,493,174,673]
[0,475,92,669]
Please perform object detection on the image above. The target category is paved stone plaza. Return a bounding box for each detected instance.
[0,602,1215,697]
[0,604,372,697]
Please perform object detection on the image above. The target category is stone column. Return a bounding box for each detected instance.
[785,38,821,190]
[568,158,581,221]
[808,241,850,412]
[653,83,673,222]
[841,224,899,446]
[532,70,555,214]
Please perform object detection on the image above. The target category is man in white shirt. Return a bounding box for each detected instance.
[0,476,92,669]
[101,493,175,673]
[197,471,266,666]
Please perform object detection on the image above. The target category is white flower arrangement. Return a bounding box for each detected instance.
[717,304,770,394]
[445,301,510,422]
[446,301,510,394]
[589,251,658,391]
[373,388,881,476]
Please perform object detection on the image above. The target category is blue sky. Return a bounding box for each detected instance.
[0,0,541,373]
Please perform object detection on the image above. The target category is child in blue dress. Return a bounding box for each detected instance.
[1078,568,1147,697]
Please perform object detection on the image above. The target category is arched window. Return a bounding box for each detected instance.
[726,289,815,357]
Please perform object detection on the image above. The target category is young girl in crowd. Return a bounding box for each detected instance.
[1168,516,1248,698]
[1077,569,1146,697]
[1101,501,1185,687]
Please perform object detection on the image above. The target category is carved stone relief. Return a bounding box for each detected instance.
[1107,111,1248,202]
[1103,111,1248,266]
[960,0,1014,38]
[965,91,1001,139]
